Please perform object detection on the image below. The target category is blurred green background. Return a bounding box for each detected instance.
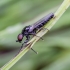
[0,0,70,70]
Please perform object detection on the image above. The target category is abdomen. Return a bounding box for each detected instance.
[34,13,54,29]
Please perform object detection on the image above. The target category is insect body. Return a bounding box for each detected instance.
[16,13,54,54]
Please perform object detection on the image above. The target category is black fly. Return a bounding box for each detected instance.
[16,13,54,54]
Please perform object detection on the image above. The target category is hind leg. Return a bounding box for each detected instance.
[30,32,44,41]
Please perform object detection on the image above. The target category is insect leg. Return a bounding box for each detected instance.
[30,32,44,41]
[21,35,30,48]
[31,48,38,54]
[25,35,30,43]
[46,28,49,31]
[35,35,44,41]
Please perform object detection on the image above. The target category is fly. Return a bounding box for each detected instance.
[16,13,54,54]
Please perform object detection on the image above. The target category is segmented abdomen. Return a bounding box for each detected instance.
[34,13,54,29]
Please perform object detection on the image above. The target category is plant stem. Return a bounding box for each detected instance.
[1,0,70,70]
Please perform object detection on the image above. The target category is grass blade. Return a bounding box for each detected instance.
[0,0,70,70]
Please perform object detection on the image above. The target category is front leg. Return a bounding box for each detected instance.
[24,35,30,43]
[21,35,30,48]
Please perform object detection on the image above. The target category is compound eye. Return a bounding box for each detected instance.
[18,34,23,41]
